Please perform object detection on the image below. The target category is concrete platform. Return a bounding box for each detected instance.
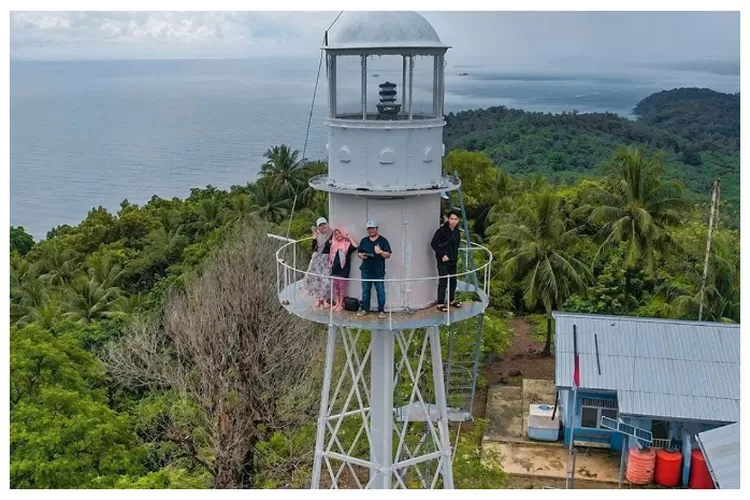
[278,279,487,330]
[484,379,557,444]
[483,442,621,484]
[484,386,524,441]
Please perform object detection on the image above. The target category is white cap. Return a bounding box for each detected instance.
[365,220,378,229]
[316,217,328,226]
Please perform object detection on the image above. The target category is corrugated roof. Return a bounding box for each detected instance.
[554,313,740,422]
[696,422,740,489]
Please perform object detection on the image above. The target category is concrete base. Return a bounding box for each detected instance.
[483,442,622,484]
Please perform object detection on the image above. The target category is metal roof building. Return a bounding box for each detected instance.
[554,313,740,423]
[696,422,740,489]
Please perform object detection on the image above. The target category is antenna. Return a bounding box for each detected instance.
[698,179,721,321]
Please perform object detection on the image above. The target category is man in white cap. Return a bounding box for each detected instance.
[356,220,391,318]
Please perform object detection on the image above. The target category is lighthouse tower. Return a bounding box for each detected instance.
[274,11,492,489]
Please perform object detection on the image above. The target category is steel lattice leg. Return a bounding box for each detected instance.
[312,326,338,488]
[429,326,454,488]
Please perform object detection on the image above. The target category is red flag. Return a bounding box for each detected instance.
[572,325,580,388]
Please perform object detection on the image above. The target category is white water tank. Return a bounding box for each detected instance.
[528,403,560,442]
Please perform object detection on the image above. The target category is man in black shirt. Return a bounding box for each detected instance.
[431,210,462,311]
[356,220,392,318]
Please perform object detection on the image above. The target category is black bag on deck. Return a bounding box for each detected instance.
[343,297,360,312]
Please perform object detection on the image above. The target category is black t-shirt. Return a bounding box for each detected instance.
[331,245,358,277]
[358,235,392,277]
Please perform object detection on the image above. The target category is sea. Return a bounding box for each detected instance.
[10,58,740,239]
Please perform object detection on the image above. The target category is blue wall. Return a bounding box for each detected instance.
[561,389,624,450]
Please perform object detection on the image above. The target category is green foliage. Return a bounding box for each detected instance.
[584,145,691,278]
[488,189,591,354]
[114,467,212,489]
[452,419,509,489]
[634,88,739,145]
[10,325,145,488]
[11,226,35,255]
[255,425,317,488]
[444,88,740,225]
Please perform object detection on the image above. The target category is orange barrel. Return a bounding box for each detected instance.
[626,446,656,485]
[689,449,714,489]
[654,449,683,487]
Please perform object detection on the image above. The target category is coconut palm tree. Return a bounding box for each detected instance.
[17,302,63,330]
[249,181,291,224]
[193,197,227,236]
[226,192,253,224]
[259,145,307,196]
[661,232,740,322]
[63,275,123,324]
[38,242,80,286]
[582,145,691,310]
[586,146,690,271]
[87,253,125,289]
[488,189,591,355]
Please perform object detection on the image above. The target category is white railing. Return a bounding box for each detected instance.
[651,438,681,450]
[274,236,493,328]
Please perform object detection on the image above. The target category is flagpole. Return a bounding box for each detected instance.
[566,324,579,489]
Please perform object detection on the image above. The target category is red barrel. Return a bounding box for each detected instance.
[654,449,683,487]
[626,446,656,485]
[689,449,714,489]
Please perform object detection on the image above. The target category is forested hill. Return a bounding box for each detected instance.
[634,87,740,145]
[443,87,740,222]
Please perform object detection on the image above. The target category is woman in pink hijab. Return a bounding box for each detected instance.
[329,228,359,312]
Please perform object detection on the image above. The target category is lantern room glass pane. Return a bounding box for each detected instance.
[334,55,363,118]
[410,55,440,118]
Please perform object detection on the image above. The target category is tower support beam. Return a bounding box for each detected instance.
[369,329,394,488]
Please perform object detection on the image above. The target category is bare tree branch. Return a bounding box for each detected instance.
[106,219,325,488]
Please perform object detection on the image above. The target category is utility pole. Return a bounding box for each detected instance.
[698,179,721,322]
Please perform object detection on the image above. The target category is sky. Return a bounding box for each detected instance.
[9,11,741,71]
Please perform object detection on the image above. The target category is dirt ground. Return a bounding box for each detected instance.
[474,316,555,419]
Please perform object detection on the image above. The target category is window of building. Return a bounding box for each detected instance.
[579,397,618,429]
[581,407,599,428]
[651,420,670,440]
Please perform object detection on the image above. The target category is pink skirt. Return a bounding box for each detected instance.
[332,277,348,296]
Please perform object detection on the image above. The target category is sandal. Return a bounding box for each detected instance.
[451,301,462,308]
[437,304,448,312]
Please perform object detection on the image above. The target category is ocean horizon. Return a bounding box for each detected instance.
[10,57,739,239]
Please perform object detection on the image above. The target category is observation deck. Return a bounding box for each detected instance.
[274,237,492,330]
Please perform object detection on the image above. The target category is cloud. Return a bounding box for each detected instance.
[10,11,335,59]
[10,11,740,66]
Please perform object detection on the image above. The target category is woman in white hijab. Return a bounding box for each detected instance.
[300,217,333,308]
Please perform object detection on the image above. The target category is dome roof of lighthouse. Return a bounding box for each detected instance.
[326,11,448,50]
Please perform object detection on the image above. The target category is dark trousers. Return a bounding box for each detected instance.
[437,260,458,304]
[361,271,386,312]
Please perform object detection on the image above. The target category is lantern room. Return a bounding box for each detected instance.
[319,11,451,192]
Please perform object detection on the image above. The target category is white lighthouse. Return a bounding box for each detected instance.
[274,11,492,489]
[312,11,457,311]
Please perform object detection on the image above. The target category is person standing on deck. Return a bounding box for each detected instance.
[329,228,359,312]
[431,209,462,311]
[356,220,392,318]
[301,217,333,308]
